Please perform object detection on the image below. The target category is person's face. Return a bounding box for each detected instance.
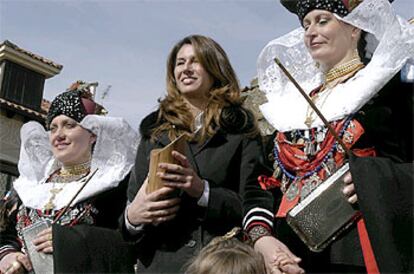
[49,115,96,166]
[303,10,356,69]
[174,44,214,98]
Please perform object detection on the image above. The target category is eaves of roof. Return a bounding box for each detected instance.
[0,40,63,78]
[0,97,46,122]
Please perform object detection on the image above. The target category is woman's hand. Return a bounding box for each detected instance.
[128,178,181,225]
[0,252,32,274]
[33,227,53,254]
[158,151,204,199]
[254,236,304,274]
[342,172,358,204]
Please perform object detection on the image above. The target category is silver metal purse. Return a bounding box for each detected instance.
[286,163,361,252]
[22,219,54,274]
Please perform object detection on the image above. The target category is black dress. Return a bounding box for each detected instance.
[0,177,137,273]
[243,72,413,273]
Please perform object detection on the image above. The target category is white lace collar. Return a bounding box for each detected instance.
[257,0,414,132]
[13,115,138,210]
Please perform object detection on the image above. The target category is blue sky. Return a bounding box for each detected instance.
[1,0,412,129]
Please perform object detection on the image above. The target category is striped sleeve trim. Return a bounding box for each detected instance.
[0,245,18,261]
[243,207,274,230]
[245,221,272,233]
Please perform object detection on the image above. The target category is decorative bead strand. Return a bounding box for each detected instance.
[273,116,353,181]
[325,58,364,83]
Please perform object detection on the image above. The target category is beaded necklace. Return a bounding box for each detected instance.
[325,58,364,84]
[304,57,364,128]
[273,115,353,188]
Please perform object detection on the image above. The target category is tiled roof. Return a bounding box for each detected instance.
[0,98,46,120]
[0,40,62,70]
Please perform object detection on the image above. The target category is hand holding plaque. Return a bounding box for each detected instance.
[147,134,188,193]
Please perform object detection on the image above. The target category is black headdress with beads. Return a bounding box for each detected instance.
[46,81,106,128]
[280,0,394,22]
[297,0,350,21]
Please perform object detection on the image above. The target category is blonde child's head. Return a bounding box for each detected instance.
[185,228,266,274]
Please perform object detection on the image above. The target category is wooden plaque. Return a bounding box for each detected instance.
[147,134,187,193]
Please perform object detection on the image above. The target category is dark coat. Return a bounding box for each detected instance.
[124,107,265,273]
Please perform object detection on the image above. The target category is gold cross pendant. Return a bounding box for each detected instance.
[305,116,313,128]
[44,188,62,210]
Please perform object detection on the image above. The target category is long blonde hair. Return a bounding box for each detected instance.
[152,35,249,142]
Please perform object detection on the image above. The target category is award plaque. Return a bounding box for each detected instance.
[286,163,361,252]
[147,134,187,193]
[22,220,54,274]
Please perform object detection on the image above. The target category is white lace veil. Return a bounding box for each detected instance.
[13,115,138,210]
[258,0,414,132]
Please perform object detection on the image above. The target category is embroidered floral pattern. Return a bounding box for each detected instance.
[16,202,98,251]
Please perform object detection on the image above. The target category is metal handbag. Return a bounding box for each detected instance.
[21,169,98,274]
[273,58,361,252]
[286,163,361,252]
[22,219,54,274]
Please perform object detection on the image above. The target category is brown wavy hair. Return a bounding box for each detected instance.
[151,35,248,142]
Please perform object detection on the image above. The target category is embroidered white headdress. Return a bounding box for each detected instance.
[258,0,414,132]
[14,115,138,210]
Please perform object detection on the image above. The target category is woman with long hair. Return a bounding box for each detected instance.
[123,34,264,273]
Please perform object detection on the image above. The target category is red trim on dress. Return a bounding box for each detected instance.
[358,219,380,273]
[260,116,380,271]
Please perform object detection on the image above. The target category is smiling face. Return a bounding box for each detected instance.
[173,44,214,100]
[49,115,96,166]
[303,9,359,69]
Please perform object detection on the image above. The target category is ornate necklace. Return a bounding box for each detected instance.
[304,87,335,128]
[304,58,364,128]
[60,159,91,176]
[325,57,364,84]
[273,116,353,198]
[44,160,91,210]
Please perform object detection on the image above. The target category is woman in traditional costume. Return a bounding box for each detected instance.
[123,34,264,273]
[243,0,413,273]
[0,81,138,273]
